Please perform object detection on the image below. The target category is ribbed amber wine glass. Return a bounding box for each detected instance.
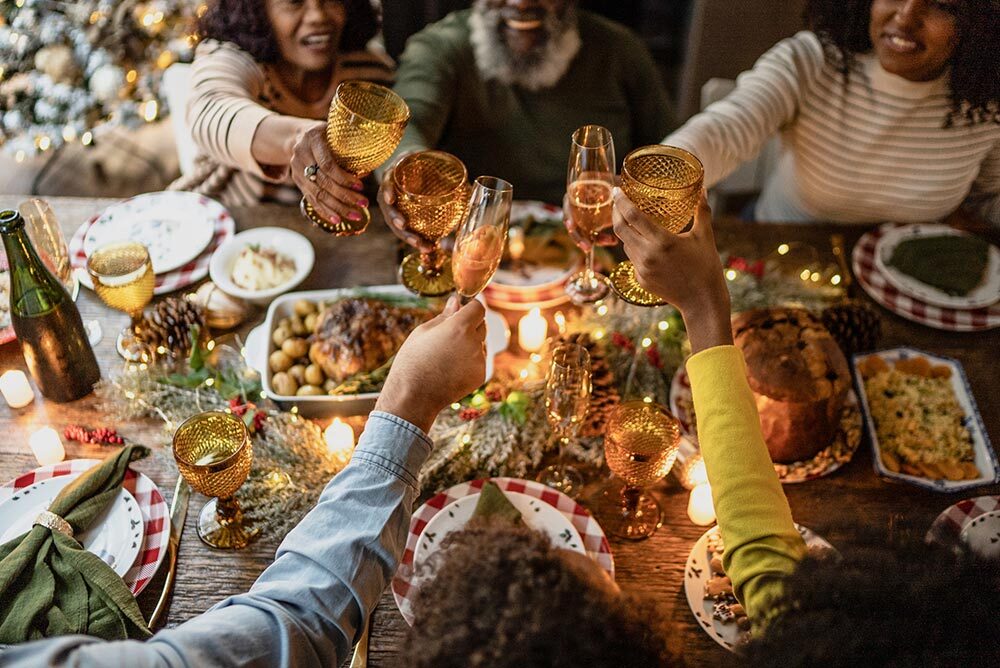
[172,411,257,549]
[86,241,154,360]
[608,145,704,307]
[394,150,469,296]
[596,400,680,540]
[301,81,410,236]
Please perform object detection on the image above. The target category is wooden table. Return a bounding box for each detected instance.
[1,196,997,666]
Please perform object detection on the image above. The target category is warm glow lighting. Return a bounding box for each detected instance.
[530,353,542,364]
[81,131,93,146]
[142,100,159,122]
[810,271,821,283]
[831,274,842,286]
[61,125,77,142]
[643,396,653,404]
[0,370,34,408]
[36,135,51,151]
[15,150,25,163]
[462,434,471,445]
[658,321,669,331]
[593,329,605,340]
[519,368,529,379]
[800,269,811,281]
[596,304,608,316]
[687,482,716,526]
[725,269,737,281]
[554,311,567,334]
[517,307,547,353]
[126,69,138,83]
[141,12,156,26]
[29,428,65,466]
[156,50,176,69]
[324,418,355,457]
[451,403,461,411]
[777,243,790,255]
[641,337,652,348]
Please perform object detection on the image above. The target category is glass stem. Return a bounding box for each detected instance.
[556,435,570,464]
[215,495,243,525]
[622,486,641,514]
[585,246,596,281]
[420,245,443,277]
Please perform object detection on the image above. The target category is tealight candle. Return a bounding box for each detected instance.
[324,418,355,458]
[687,482,716,526]
[517,307,547,353]
[29,427,65,467]
[0,370,34,408]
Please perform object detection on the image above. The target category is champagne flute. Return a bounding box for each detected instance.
[86,241,155,360]
[596,400,680,540]
[608,145,704,307]
[301,81,410,236]
[172,411,257,549]
[452,176,513,301]
[395,151,470,297]
[19,198,77,297]
[565,125,615,304]
[536,342,591,495]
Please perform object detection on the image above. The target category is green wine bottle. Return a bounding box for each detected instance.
[0,209,100,402]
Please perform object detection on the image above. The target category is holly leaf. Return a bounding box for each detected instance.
[498,390,529,425]
[187,326,205,372]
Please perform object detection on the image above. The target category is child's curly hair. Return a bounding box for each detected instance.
[404,520,681,668]
[806,0,1000,126]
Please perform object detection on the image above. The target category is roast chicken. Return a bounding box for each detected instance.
[308,298,434,382]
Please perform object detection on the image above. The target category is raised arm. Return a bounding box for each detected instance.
[3,298,488,668]
[612,190,806,620]
[665,32,825,187]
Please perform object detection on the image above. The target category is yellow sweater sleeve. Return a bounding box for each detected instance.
[685,345,807,620]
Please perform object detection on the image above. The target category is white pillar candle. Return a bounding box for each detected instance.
[0,370,34,408]
[29,427,65,467]
[687,482,716,526]
[324,418,355,457]
[517,307,547,353]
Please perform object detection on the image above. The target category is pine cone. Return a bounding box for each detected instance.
[558,332,620,437]
[133,296,206,360]
[821,299,882,357]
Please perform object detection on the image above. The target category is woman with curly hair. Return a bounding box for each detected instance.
[172,0,391,226]
[666,0,1000,225]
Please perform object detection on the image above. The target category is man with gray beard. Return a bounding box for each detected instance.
[378,0,672,241]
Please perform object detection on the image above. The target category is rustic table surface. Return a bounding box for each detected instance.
[1,196,997,667]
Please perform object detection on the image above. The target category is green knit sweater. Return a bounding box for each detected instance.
[388,10,673,204]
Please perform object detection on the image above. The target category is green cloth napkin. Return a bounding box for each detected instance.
[0,445,153,643]
[472,481,523,525]
[888,234,990,296]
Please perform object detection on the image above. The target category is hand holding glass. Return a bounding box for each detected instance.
[452,176,513,301]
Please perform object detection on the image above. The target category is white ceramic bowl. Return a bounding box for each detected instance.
[245,285,511,417]
[209,227,315,305]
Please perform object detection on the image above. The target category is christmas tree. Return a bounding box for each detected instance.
[0,0,202,162]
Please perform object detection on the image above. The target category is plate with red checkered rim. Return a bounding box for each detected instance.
[0,459,170,596]
[69,194,235,295]
[669,366,862,484]
[926,495,1000,553]
[853,225,1000,331]
[392,477,615,625]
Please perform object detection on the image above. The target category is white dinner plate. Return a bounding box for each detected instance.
[412,490,586,568]
[83,191,221,274]
[684,523,833,652]
[0,475,144,578]
[873,224,1000,310]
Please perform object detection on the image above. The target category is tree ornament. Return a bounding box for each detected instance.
[33,44,79,84]
[88,63,125,104]
[133,296,207,359]
[820,299,882,357]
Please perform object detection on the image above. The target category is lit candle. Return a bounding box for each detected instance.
[324,418,355,458]
[0,370,34,408]
[687,482,716,526]
[517,307,547,353]
[29,427,65,467]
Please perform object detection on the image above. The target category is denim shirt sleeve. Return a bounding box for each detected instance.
[0,412,432,668]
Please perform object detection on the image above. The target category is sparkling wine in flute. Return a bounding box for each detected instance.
[453,225,505,297]
[567,178,613,242]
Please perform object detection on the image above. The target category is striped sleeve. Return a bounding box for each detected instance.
[666,31,827,187]
[965,137,1000,226]
[186,40,277,179]
[337,48,396,86]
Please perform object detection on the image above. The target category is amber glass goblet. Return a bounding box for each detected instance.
[301,81,410,236]
[394,150,470,296]
[595,400,680,540]
[608,145,704,307]
[173,411,257,549]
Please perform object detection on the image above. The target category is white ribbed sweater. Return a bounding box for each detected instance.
[667,31,1000,225]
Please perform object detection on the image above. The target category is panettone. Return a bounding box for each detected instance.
[732,308,850,463]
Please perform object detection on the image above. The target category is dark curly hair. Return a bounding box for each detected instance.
[404,520,681,668]
[197,0,379,63]
[744,531,1000,667]
[805,0,1000,126]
